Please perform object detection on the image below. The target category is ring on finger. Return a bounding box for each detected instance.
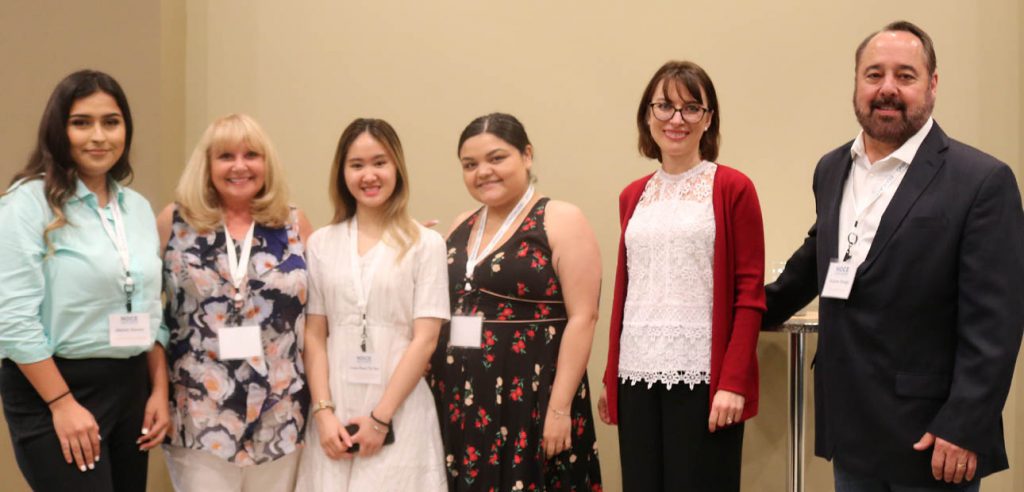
[956,463,966,469]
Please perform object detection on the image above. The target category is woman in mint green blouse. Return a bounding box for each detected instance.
[0,70,169,492]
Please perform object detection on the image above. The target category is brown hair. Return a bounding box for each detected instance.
[329,118,419,259]
[636,61,720,162]
[7,70,135,253]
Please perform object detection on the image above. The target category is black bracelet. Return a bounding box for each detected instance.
[46,390,71,406]
[369,411,391,428]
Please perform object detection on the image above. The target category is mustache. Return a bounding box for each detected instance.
[871,96,906,112]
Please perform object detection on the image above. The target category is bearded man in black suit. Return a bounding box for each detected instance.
[765,20,1024,491]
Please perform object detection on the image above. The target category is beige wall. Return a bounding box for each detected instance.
[2,1,1021,490]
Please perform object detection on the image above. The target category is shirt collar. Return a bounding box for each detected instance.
[70,178,127,209]
[850,117,934,166]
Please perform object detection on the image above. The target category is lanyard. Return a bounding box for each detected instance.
[464,186,534,290]
[224,222,256,305]
[95,197,134,312]
[349,218,384,352]
[842,163,908,262]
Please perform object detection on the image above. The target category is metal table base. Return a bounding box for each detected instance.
[767,313,818,492]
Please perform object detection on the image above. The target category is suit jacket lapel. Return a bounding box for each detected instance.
[858,124,949,275]
[818,146,854,275]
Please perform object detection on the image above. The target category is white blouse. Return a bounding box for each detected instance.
[619,161,717,390]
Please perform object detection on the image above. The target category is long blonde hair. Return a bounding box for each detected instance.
[176,114,291,232]
[329,118,419,259]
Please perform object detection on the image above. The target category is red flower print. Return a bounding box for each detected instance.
[545,277,559,296]
[517,241,529,258]
[517,282,528,296]
[520,216,537,231]
[534,303,550,319]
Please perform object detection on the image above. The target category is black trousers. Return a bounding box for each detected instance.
[618,381,744,492]
[1,355,150,492]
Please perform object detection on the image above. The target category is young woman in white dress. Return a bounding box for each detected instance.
[295,118,450,491]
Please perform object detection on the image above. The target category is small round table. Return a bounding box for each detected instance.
[764,312,819,492]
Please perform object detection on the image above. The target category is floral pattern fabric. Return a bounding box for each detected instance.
[162,206,310,466]
[428,198,602,491]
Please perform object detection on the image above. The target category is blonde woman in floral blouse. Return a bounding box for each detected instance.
[156,114,313,491]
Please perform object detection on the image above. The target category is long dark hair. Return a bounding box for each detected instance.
[9,70,134,250]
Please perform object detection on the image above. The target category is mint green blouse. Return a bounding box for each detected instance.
[0,178,168,363]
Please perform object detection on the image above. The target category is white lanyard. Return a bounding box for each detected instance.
[843,163,908,262]
[464,186,535,290]
[349,217,384,352]
[95,197,134,312]
[224,222,256,303]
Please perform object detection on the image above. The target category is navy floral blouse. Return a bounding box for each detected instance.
[163,207,310,465]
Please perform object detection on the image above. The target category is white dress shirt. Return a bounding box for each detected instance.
[837,118,934,265]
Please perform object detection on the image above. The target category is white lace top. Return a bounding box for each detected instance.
[619,161,717,389]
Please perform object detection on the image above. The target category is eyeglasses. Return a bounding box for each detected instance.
[649,102,710,123]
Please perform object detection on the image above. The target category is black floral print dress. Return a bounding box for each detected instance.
[428,198,602,492]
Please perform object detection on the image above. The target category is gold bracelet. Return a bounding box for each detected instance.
[549,406,570,418]
[311,400,335,415]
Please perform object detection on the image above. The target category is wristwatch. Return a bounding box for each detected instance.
[312,400,336,415]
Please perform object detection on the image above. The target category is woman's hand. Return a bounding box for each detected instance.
[347,414,388,457]
[315,410,354,460]
[137,389,169,450]
[543,406,573,459]
[708,389,745,432]
[597,387,612,425]
[50,396,101,472]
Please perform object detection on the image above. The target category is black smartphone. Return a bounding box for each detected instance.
[344,424,361,453]
[342,423,395,453]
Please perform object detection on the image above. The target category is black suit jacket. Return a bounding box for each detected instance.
[765,122,1024,486]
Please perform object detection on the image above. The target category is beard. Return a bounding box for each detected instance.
[853,91,934,146]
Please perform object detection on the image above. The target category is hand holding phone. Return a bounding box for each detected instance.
[344,424,361,453]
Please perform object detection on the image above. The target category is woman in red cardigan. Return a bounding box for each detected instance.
[597,61,766,491]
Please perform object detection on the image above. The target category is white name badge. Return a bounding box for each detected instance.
[218,325,263,360]
[450,315,483,348]
[344,352,383,385]
[821,260,857,299]
[108,313,152,347]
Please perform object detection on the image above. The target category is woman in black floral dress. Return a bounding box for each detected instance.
[428,113,602,491]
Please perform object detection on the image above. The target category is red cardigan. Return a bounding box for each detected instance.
[602,164,766,424]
